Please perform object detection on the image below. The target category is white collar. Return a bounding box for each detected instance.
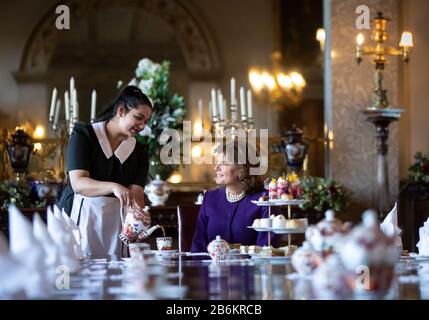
[92,121,136,164]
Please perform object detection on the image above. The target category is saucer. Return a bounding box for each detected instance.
[155,249,178,255]
[409,252,429,260]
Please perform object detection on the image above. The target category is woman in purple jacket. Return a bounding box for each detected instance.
[191,139,276,252]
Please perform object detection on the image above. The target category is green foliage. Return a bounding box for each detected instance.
[123,58,187,179]
[0,180,45,210]
[299,176,349,213]
[407,152,429,185]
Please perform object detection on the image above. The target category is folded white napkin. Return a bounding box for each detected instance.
[380,202,403,250]
[33,213,62,270]
[0,232,27,299]
[54,205,70,230]
[417,217,429,256]
[60,208,84,259]
[47,206,80,272]
[8,205,51,298]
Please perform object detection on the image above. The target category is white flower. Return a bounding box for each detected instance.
[117,80,123,89]
[138,58,152,71]
[137,58,160,78]
[135,66,144,78]
[136,59,150,78]
[128,78,137,86]
[139,125,154,138]
[138,79,153,94]
[173,109,185,117]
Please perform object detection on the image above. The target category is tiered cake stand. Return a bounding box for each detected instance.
[249,199,308,248]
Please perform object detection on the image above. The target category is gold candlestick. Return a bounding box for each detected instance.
[355,11,413,110]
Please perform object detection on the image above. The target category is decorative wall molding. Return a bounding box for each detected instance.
[19,0,221,78]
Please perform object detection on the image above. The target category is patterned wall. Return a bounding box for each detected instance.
[329,0,400,219]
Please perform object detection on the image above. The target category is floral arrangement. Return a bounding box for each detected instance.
[121,58,187,179]
[298,176,349,213]
[407,152,429,185]
[0,180,45,211]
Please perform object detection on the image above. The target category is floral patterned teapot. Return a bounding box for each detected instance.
[144,174,171,206]
[207,235,230,260]
[119,206,160,244]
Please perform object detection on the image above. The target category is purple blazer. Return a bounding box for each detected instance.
[191,187,277,252]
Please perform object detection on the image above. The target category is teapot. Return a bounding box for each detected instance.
[144,174,171,206]
[119,206,161,245]
[336,210,400,295]
[305,210,346,257]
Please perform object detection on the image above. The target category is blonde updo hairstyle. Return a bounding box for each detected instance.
[214,138,265,195]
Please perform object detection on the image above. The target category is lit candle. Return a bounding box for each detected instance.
[217,90,223,121]
[399,31,413,62]
[209,101,213,124]
[356,33,364,61]
[316,28,326,51]
[230,77,236,106]
[198,99,203,129]
[33,125,45,139]
[72,88,78,120]
[53,99,61,129]
[239,87,246,120]
[64,90,70,121]
[399,31,414,48]
[247,89,253,119]
[223,99,228,122]
[49,87,58,122]
[70,77,75,98]
[90,90,97,123]
[211,89,218,120]
[356,33,364,47]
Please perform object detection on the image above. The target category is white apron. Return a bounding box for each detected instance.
[70,194,126,257]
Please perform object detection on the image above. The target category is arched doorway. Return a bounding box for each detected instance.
[15,0,222,184]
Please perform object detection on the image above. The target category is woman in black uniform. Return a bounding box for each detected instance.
[58,86,152,256]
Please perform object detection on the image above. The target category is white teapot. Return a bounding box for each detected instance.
[144,174,171,206]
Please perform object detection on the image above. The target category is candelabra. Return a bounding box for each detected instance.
[355,11,413,217]
[47,89,79,183]
[44,122,73,184]
[210,104,254,138]
[47,77,97,182]
[208,80,255,138]
[355,11,413,110]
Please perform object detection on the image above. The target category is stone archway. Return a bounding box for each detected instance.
[19,0,221,77]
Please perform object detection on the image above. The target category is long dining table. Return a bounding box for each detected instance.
[49,252,428,300]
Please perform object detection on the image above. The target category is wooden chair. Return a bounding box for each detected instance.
[177,204,201,252]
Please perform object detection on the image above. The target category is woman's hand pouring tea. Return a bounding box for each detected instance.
[112,183,134,207]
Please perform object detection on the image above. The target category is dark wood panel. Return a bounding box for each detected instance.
[398,184,429,252]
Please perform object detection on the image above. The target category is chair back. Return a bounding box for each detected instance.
[177,204,201,252]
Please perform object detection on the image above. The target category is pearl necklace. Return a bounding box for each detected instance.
[225,188,245,203]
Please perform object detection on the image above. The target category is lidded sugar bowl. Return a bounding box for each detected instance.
[207,235,230,260]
